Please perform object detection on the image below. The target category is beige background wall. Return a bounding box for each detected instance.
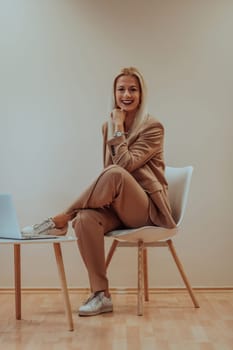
[0,0,232,288]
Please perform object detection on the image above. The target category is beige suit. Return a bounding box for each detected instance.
[67,115,175,293]
[103,114,176,228]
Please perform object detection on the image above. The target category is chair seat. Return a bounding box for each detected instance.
[106,225,178,243]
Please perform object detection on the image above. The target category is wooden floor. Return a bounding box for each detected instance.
[0,289,232,350]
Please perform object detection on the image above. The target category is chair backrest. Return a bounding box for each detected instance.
[165,166,193,226]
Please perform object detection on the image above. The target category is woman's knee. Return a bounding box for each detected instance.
[103,164,129,180]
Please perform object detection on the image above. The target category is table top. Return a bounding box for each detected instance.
[0,235,77,244]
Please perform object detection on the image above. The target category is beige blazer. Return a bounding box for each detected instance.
[102,115,176,228]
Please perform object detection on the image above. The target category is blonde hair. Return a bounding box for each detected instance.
[107,67,148,138]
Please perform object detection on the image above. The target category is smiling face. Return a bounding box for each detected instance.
[114,75,141,114]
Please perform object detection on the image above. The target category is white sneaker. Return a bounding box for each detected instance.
[79,292,113,316]
[21,218,67,237]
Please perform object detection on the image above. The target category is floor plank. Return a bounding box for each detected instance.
[0,290,232,350]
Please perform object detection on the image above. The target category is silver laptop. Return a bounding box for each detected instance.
[0,193,58,240]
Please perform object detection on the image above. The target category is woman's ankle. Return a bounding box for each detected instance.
[52,213,70,228]
[94,290,110,299]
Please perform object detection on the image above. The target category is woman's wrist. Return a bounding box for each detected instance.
[114,124,124,133]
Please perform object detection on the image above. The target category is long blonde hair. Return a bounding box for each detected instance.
[107,67,148,139]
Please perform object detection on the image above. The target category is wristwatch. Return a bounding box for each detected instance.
[114,131,124,137]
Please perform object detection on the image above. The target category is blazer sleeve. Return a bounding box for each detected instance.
[106,120,164,173]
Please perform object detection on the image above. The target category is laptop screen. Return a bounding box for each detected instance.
[0,193,22,239]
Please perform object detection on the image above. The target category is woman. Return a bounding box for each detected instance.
[22,67,176,316]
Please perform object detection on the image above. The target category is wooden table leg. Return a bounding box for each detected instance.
[53,243,74,331]
[14,244,21,319]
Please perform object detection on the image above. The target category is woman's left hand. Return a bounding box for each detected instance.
[111,108,126,128]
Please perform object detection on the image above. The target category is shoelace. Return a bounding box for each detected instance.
[82,294,95,305]
[33,218,54,232]
[83,293,102,305]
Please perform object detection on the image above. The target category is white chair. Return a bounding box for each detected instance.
[0,236,77,331]
[105,166,200,315]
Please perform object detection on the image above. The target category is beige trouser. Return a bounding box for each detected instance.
[65,165,155,293]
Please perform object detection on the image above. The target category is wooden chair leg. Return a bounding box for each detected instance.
[167,239,200,308]
[143,248,149,302]
[53,243,74,331]
[14,244,21,320]
[137,240,144,316]
[106,239,119,269]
